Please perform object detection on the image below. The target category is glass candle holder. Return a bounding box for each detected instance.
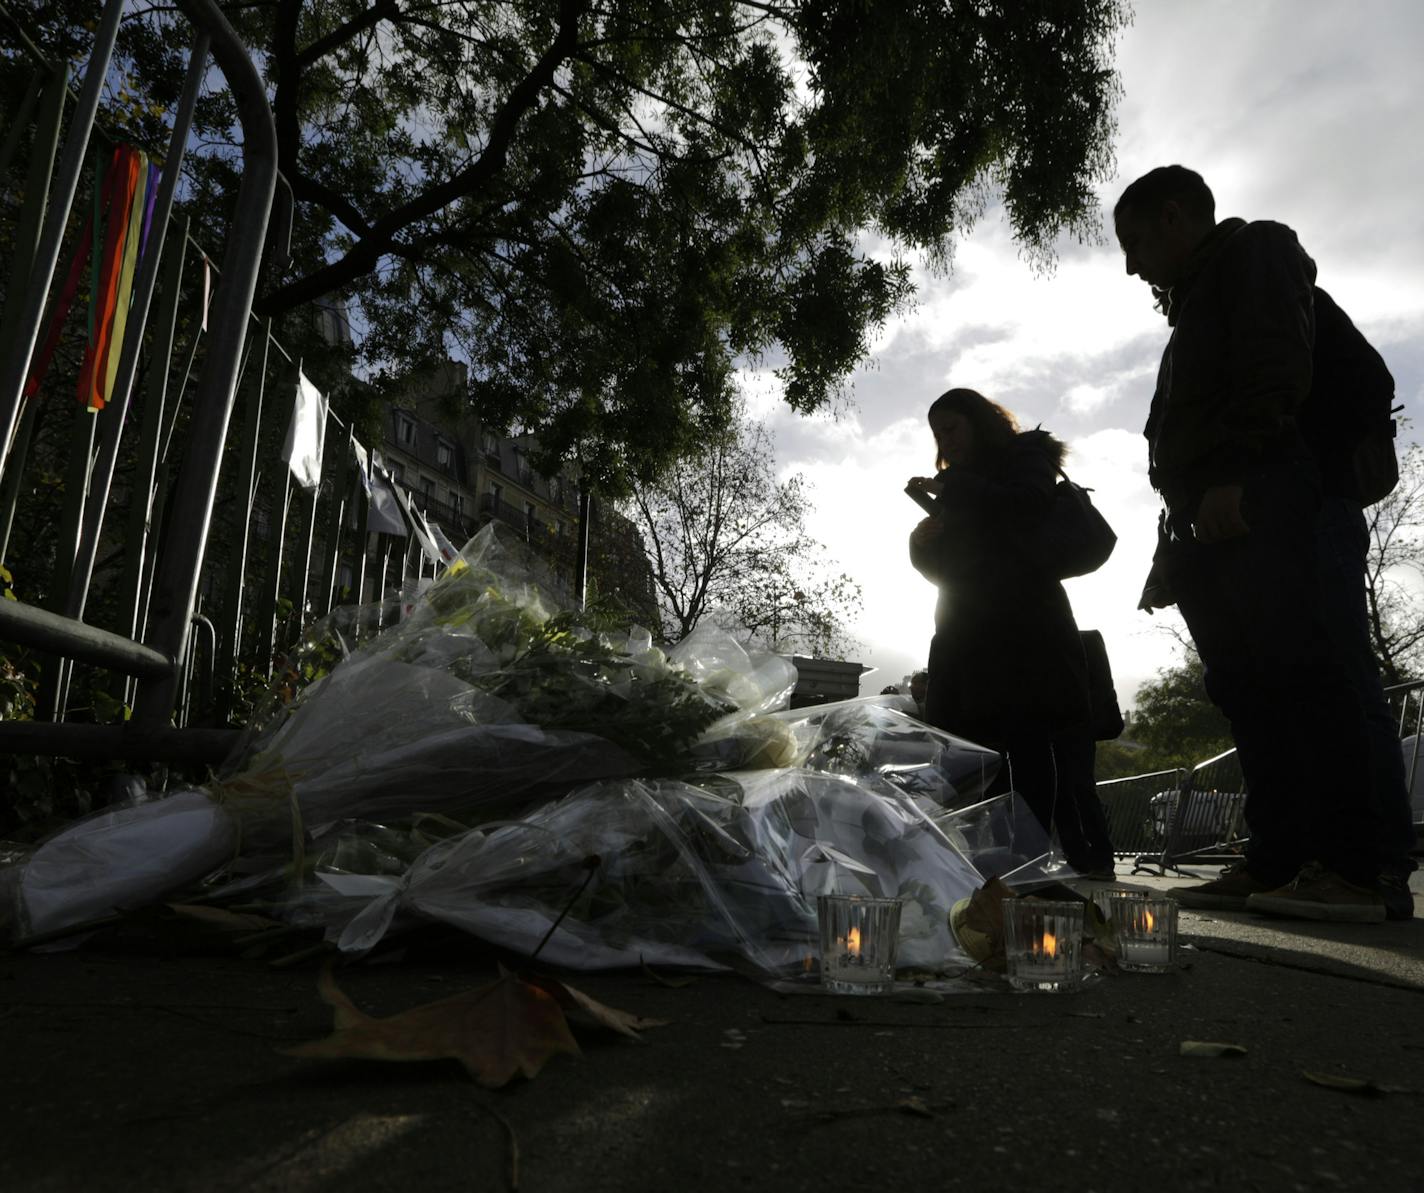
[816,894,902,994]
[1001,898,1084,992]
[1092,886,1149,921]
[1111,896,1178,972]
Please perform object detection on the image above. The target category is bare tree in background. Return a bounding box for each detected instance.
[626,408,861,657]
[1366,440,1424,685]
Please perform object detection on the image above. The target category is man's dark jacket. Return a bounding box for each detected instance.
[1145,217,1316,519]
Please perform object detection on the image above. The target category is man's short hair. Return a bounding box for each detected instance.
[1114,165,1215,223]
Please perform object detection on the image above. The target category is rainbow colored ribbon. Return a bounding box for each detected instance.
[24,144,156,412]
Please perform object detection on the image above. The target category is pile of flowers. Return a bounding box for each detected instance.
[2,525,1048,979]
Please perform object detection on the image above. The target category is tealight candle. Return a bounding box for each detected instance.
[816,894,902,994]
[1111,896,1178,973]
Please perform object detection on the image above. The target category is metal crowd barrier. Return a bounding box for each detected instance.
[1104,678,1424,874]
[1388,679,1424,845]
[0,0,275,763]
[1096,753,1247,876]
[1094,767,1186,863]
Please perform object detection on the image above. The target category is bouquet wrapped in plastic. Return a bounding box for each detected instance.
[1,526,797,942]
[218,526,798,837]
[329,768,987,975]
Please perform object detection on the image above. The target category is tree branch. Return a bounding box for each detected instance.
[295,0,402,69]
[257,0,588,315]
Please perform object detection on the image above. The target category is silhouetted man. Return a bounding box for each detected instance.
[1114,165,1412,922]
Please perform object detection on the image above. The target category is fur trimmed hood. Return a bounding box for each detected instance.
[1015,426,1067,472]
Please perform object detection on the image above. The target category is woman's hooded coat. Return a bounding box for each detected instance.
[909,428,1091,747]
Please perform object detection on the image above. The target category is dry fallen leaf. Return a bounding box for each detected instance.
[1179,1040,1247,1058]
[533,975,668,1039]
[1302,1071,1415,1096]
[284,963,580,1088]
[950,876,1016,970]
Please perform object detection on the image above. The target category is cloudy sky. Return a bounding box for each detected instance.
[742,0,1424,704]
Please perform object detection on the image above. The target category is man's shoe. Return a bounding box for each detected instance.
[1245,862,1386,923]
[1169,863,1277,911]
[1379,874,1415,922]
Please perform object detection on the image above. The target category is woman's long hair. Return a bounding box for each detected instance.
[928,388,1019,472]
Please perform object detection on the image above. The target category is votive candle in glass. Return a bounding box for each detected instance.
[1001,898,1084,992]
[1111,895,1178,973]
[816,894,902,994]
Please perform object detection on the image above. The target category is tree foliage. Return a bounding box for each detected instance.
[9,0,1128,491]
[1365,441,1424,685]
[1120,649,1233,774]
[626,405,861,657]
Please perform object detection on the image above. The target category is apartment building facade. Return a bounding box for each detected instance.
[377,364,655,619]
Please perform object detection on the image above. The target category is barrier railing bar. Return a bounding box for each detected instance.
[131,0,278,730]
[112,219,190,702]
[0,598,170,679]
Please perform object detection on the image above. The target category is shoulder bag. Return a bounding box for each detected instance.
[1035,469,1117,580]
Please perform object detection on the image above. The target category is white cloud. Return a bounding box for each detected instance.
[1062,384,1112,417]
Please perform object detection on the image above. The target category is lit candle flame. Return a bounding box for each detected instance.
[845,926,862,956]
[1042,930,1057,958]
[1145,908,1155,931]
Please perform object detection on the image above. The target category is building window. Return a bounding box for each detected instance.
[525,501,536,524]
[489,481,503,507]
[436,439,452,470]
[450,493,463,517]
[422,476,436,503]
[316,302,352,348]
[397,414,416,446]
[482,430,500,457]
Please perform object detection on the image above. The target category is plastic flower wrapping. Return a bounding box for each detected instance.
[1,524,1062,978]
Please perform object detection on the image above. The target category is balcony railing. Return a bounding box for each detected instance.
[480,491,573,545]
[412,492,471,533]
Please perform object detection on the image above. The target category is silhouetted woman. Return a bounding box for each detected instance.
[907,388,1113,876]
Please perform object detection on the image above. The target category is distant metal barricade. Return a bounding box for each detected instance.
[1388,679,1424,842]
[1096,750,1248,875]
[1155,747,1249,869]
[1104,678,1424,873]
[1095,767,1185,860]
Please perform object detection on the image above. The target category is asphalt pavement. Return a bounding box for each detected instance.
[2,865,1422,1193]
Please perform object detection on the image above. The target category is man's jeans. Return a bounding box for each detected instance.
[1164,463,1383,886]
[1316,495,1416,877]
